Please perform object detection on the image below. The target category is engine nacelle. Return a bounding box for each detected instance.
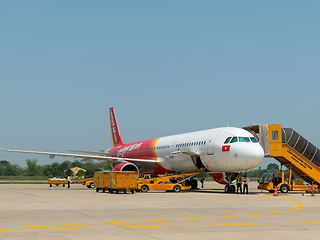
[211,173,237,185]
[112,162,139,175]
[211,173,228,185]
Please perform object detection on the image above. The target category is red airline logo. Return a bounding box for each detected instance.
[222,145,230,152]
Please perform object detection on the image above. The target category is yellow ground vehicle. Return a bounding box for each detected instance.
[258,169,308,193]
[94,171,109,192]
[73,178,94,188]
[137,172,200,192]
[48,178,67,187]
[94,171,137,194]
[108,171,137,194]
[93,171,200,193]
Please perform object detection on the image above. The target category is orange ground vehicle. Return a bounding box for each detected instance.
[48,177,67,187]
[258,169,308,193]
[73,178,94,188]
[94,171,137,194]
[108,171,137,194]
[136,172,200,192]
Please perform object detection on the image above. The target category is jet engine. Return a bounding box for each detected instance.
[211,173,237,185]
[112,162,139,175]
[211,172,238,193]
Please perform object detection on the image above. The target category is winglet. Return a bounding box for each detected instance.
[109,107,124,147]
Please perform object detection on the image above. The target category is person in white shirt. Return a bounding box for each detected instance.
[67,176,70,188]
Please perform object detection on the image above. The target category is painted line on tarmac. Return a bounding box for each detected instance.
[1,222,320,232]
[0,196,304,232]
[10,191,39,198]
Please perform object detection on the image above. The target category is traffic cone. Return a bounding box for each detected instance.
[274,186,279,196]
[308,183,311,193]
[235,184,238,193]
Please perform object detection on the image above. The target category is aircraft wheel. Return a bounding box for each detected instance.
[230,185,235,193]
[224,185,229,193]
[280,184,289,193]
[141,185,149,193]
[190,179,198,189]
[173,185,181,192]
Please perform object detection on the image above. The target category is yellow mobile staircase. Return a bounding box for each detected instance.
[243,124,320,185]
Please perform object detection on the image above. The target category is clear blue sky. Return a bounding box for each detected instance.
[1,1,319,169]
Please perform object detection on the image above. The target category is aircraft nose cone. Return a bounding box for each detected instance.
[245,144,265,168]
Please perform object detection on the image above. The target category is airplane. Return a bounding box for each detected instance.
[0,107,264,192]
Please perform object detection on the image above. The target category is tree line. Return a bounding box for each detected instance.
[0,159,112,178]
[0,159,284,179]
[245,163,282,178]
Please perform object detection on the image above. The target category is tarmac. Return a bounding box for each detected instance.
[0,181,319,240]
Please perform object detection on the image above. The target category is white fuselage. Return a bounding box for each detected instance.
[129,127,265,173]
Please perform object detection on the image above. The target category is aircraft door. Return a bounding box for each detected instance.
[191,156,209,171]
[207,132,220,155]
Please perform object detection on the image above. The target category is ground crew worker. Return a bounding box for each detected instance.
[200,177,205,188]
[243,175,249,194]
[236,174,242,194]
[67,175,70,188]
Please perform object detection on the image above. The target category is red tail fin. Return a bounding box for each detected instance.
[109,107,124,147]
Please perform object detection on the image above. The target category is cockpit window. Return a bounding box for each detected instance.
[230,137,238,143]
[228,136,258,143]
[239,137,250,142]
[224,137,232,144]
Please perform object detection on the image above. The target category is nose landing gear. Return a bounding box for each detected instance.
[224,173,237,193]
[224,184,236,193]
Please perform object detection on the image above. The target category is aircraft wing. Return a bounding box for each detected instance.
[68,150,110,156]
[0,147,157,166]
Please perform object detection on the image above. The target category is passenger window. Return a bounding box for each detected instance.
[230,137,238,143]
[224,137,232,144]
[272,131,278,140]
